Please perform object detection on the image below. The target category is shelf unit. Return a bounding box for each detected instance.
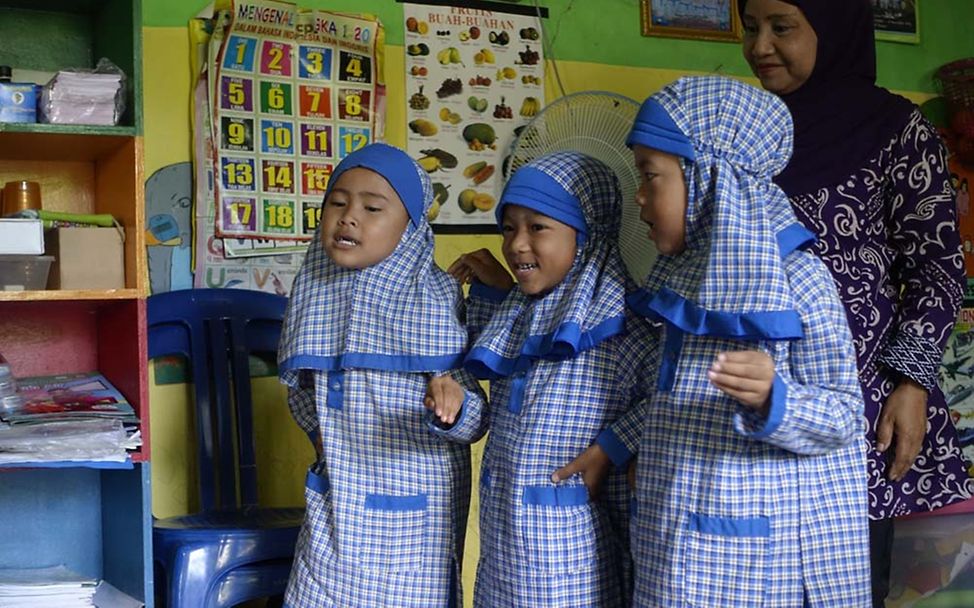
[0,0,150,605]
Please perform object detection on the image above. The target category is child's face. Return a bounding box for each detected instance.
[634,144,688,256]
[500,204,577,297]
[321,168,410,269]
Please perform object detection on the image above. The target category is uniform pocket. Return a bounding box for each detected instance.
[520,484,598,574]
[683,513,770,607]
[357,493,428,573]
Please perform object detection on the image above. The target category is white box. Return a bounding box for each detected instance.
[0,219,44,255]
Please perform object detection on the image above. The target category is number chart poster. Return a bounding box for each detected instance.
[212,0,381,241]
[403,3,544,231]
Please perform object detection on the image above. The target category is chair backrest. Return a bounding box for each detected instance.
[147,288,287,512]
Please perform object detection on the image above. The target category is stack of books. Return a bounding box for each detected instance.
[0,372,141,465]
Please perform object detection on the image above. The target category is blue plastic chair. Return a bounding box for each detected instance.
[148,288,304,608]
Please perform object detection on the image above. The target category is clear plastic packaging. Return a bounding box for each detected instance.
[0,354,22,413]
[39,58,127,126]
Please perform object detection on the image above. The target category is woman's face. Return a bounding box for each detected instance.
[741,0,818,95]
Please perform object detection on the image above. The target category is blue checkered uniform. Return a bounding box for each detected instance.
[608,77,871,607]
[436,152,659,607]
[278,144,476,607]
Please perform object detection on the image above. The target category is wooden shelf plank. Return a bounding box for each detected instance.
[0,288,140,301]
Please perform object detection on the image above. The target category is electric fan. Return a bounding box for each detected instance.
[506,90,657,283]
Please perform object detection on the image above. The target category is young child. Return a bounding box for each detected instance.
[428,151,657,607]
[277,143,476,607]
[603,76,871,606]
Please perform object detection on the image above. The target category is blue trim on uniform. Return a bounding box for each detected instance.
[464,314,626,379]
[507,375,528,414]
[688,513,770,537]
[496,166,589,244]
[470,281,511,303]
[596,428,633,467]
[658,325,684,391]
[364,493,428,512]
[326,370,344,410]
[280,351,466,374]
[627,286,804,341]
[742,374,788,440]
[626,98,696,161]
[522,484,589,506]
[305,468,331,494]
[325,143,426,228]
[776,223,816,258]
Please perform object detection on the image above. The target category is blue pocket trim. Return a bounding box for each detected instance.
[305,469,331,495]
[364,493,428,512]
[522,485,589,506]
[687,513,770,538]
[326,370,344,410]
[481,467,491,490]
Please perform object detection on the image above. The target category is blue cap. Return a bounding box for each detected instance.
[325,143,426,227]
[496,166,588,244]
[626,98,696,161]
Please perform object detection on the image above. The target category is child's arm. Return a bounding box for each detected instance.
[555,318,661,496]
[448,249,513,338]
[424,370,489,444]
[727,255,864,455]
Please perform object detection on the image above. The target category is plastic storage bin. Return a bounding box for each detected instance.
[0,255,53,291]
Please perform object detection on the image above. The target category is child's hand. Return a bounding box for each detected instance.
[551,443,611,499]
[447,249,514,292]
[425,374,465,426]
[708,350,774,415]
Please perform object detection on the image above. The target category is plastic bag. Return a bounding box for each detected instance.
[38,57,127,126]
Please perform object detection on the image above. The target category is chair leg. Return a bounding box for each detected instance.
[166,543,221,608]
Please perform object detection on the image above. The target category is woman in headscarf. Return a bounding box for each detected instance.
[278,143,477,607]
[740,2,971,604]
[434,151,657,606]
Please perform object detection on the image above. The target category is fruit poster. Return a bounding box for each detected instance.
[402,3,545,230]
[210,0,383,241]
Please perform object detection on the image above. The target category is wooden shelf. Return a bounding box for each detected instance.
[0,288,141,302]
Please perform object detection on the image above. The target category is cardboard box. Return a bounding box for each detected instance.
[0,219,44,254]
[0,82,39,123]
[46,227,124,290]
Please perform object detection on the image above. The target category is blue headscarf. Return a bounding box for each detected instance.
[278,143,468,383]
[465,151,632,379]
[626,76,813,341]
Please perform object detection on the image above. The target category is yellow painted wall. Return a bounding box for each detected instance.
[144,27,933,605]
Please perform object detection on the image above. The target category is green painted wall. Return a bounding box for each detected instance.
[143,0,974,94]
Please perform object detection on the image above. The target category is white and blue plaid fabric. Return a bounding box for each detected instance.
[629,76,803,337]
[615,77,871,607]
[438,152,658,607]
[279,144,473,607]
[465,152,633,378]
[279,143,468,380]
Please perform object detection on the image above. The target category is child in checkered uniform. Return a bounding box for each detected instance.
[428,151,657,607]
[278,143,479,607]
[598,76,871,606]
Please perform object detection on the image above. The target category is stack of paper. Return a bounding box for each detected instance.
[0,566,97,607]
[41,71,122,125]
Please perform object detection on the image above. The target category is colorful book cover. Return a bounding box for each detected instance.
[2,371,138,425]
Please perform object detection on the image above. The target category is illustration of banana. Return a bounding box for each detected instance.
[519,97,540,118]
